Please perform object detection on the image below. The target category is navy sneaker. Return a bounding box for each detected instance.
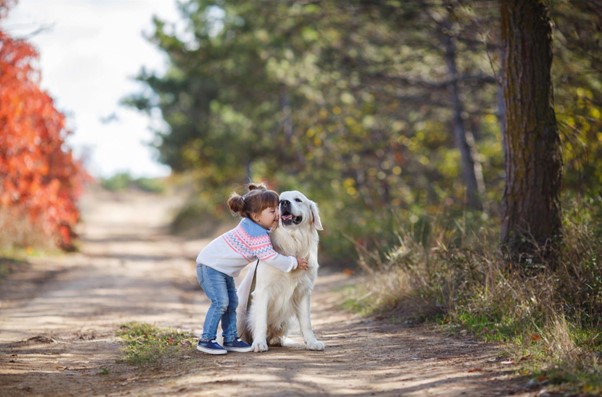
[223,338,253,353]
[197,339,227,355]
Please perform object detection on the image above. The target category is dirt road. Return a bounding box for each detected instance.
[0,189,532,396]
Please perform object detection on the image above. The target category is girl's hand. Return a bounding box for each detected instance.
[296,257,309,271]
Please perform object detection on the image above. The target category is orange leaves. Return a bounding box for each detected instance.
[0,11,86,250]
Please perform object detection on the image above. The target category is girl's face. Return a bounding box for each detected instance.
[252,206,279,230]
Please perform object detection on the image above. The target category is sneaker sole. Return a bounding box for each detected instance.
[224,346,253,353]
[197,345,227,355]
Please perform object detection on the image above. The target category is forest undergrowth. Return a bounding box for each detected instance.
[345,195,601,396]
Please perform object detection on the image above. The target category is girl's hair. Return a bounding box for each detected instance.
[227,183,279,218]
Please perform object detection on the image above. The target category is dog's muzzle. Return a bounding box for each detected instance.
[280,199,303,226]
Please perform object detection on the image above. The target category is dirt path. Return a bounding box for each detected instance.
[0,189,533,396]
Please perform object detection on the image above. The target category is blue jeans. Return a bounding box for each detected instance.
[196,264,238,343]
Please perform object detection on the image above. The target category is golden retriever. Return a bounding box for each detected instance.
[237,190,325,352]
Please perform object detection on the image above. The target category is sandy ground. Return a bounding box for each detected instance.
[0,188,537,396]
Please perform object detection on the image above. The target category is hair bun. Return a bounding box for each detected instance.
[247,183,267,192]
[227,193,245,215]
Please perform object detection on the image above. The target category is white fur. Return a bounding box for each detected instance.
[237,191,324,352]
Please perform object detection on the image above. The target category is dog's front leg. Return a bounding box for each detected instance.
[250,292,269,352]
[296,294,325,351]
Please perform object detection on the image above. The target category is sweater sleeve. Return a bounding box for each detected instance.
[242,219,298,272]
[263,250,298,272]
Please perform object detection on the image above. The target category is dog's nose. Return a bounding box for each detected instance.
[280,199,291,209]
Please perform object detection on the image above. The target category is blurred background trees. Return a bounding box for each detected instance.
[124,0,601,264]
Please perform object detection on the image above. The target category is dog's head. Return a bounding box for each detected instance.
[278,190,323,231]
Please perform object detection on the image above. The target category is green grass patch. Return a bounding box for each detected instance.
[448,312,527,343]
[116,322,196,368]
[340,285,376,316]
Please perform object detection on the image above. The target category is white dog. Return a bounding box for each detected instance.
[237,190,325,352]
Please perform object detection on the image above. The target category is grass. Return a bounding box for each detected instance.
[0,206,65,279]
[0,209,60,282]
[0,208,53,253]
[343,195,602,395]
[116,322,197,368]
[0,256,31,281]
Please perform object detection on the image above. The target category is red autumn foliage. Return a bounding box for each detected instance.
[0,2,87,250]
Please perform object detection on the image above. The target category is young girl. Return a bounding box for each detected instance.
[195,183,309,355]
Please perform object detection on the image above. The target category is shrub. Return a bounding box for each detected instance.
[100,172,166,193]
[349,195,601,394]
[0,19,85,250]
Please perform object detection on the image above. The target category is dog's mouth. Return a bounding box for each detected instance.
[280,210,303,226]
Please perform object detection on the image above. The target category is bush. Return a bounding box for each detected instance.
[348,195,601,394]
[101,172,166,193]
[1,20,85,250]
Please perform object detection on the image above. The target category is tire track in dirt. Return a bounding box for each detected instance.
[0,188,532,396]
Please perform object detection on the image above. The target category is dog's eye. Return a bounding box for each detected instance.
[294,198,302,202]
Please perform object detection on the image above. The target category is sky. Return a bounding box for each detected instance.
[4,0,181,178]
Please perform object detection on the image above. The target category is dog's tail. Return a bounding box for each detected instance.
[236,260,259,341]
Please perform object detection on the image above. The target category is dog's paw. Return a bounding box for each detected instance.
[252,339,269,352]
[305,339,325,351]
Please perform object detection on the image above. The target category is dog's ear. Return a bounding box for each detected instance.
[310,201,323,231]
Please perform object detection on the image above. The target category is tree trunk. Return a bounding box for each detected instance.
[500,0,563,269]
[442,31,485,211]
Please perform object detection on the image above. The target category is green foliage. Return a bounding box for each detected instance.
[100,172,166,193]
[123,0,602,264]
[116,322,195,368]
[552,0,602,196]
[123,1,506,262]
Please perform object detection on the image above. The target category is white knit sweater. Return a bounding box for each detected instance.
[196,218,298,277]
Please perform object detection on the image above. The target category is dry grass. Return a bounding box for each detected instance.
[347,197,601,394]
[0,208,52,252]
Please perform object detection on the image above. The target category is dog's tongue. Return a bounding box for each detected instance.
[282,214,293,221]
